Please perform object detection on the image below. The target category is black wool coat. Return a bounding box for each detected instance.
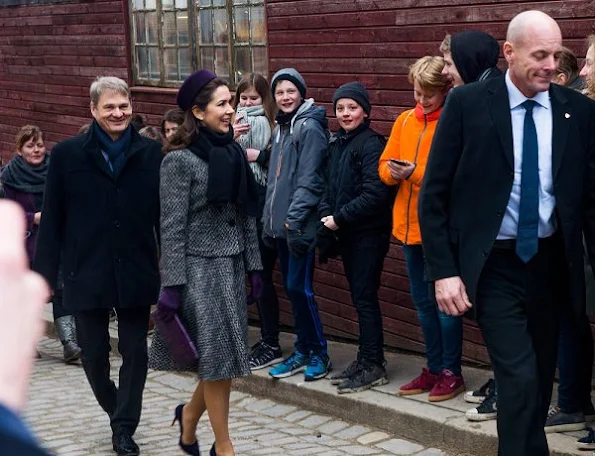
[34,126,163,310]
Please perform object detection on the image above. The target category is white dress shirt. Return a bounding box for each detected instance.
[497,71,556,240]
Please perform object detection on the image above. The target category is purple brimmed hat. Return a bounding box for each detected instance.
[176,69,218,111]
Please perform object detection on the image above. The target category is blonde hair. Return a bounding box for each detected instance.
[439,35,451,53]
[408,56,449,92]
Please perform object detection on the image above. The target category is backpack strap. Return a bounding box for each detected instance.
[347,128,387,170]
[292,117,330,152]
[291,117,307,152]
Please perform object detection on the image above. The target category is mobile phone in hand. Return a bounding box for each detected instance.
[390,158,409,166]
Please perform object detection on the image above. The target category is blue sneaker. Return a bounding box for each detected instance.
[268,351,309,379]
[304,352,332,382]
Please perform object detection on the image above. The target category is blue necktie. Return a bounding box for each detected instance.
[516,100,539,263]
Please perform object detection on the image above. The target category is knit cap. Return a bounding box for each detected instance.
[271,68,307,99]
[332,82,371,115]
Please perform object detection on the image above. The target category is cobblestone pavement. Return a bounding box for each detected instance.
[26,337,448,456]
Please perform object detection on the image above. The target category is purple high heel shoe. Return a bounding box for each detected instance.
[171,404,200,455]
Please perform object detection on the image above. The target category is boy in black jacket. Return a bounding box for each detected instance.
[318,82,393,393]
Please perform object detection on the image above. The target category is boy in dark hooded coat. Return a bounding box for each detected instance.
[440,30,502,88]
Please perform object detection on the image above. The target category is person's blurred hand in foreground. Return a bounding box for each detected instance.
[0,201,49,413]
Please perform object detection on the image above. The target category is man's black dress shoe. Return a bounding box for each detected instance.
[112,431,140,455]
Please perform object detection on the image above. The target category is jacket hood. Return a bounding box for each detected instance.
[451,31,500,84]
[292,98,328,130]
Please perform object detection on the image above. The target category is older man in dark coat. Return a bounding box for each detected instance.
[34,76,163,456]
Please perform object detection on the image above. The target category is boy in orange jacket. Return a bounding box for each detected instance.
[378,56,464,402]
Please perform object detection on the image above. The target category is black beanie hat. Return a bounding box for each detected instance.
[450,31,500,85]
[332,82,371,115]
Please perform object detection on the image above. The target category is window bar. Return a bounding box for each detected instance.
[226,0,234,86]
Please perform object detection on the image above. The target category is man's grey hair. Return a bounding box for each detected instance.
[90,76,130,106]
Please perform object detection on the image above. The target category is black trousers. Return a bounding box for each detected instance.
[75,307,150,435]
[255,233,281,347]
[557,307,594,413]
[475,238,563,456]
[338,230,390,366]
[51,289,71,320]
[52,268,70,319]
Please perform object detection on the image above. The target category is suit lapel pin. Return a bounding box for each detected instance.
[565,113,571,119]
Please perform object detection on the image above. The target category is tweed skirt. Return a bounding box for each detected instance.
[148,254,250,381]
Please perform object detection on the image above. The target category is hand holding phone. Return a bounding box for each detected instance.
[390,158,410,166]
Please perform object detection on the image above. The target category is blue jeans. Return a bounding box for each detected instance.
[276,240,327,355]
[402,244,463,375]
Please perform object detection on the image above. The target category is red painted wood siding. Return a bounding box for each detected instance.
[1,0,593,366]
[0,0,128,162]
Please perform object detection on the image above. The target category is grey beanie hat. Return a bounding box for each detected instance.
[271,68,307,99]
[332,82,371,115]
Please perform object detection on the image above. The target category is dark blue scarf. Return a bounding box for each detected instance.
[93,121,132,174]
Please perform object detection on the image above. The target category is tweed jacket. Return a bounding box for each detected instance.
[160,148,262,287]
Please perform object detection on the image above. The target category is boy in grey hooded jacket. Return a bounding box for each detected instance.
[263,68,331,381]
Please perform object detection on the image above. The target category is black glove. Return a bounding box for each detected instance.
[262,232,275,249]
[316,225,339,264]
[286,228,314,257]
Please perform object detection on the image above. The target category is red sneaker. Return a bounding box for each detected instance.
[398,367,439,396]
[429,369,465,402]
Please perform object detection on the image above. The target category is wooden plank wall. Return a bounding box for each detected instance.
[265,0,595,366]
[0,0,128,163]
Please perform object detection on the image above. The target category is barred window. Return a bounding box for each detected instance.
[130,0,267,87]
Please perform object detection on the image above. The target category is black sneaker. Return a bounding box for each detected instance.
[336,361,388,394]
[466,386,497,421]
[249,341,283,371]
[329,359,361,385]
[544,406,586,433]
[577,427,595,450]
[464,378,495,404]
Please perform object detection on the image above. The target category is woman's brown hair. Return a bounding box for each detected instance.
[164,78,228,152]
[139,126,164,143]
[555,46,580,87]
[233,73,277,130]
[15,125,43,153]
[160,108,185,136]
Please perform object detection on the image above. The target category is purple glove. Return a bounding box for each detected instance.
[152,286,198,368]
[246,271,264,305]
[157,286,182,317]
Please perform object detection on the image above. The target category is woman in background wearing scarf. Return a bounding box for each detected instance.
[1,125,81,363]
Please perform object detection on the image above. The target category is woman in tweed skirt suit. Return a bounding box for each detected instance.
[149,70,263,456]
